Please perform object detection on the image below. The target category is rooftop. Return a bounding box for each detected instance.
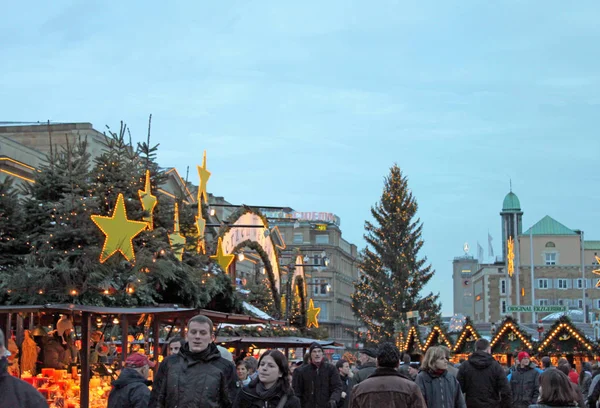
[523,215,578,236]
[502,191,521,211]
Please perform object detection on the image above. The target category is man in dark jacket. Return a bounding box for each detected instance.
[108,352,154,408]
[509,351,539,408]
[353,348,377,384]
[293,342,342,408]
[336,359,354,408]
[457,338,511,408]
[349,342,426,408]
[0,328,48,408]
[149,314,237,408]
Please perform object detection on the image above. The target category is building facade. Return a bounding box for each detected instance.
[452,255,478,317]
[461,191,600,325]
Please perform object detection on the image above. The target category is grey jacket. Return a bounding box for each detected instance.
[415,369,466,408]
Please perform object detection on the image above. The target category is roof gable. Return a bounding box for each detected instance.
[523,215,578,236]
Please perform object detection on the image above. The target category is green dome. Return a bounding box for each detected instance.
[502,192,521,211]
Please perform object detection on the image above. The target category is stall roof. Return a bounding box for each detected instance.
[216,336,342,348]
[0,304,285,325]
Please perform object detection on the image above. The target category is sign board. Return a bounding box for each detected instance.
[315,224,327,231]
[331,354,341,361]
[507,305,567,313]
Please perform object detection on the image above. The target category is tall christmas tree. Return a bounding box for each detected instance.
[351,164,440,344]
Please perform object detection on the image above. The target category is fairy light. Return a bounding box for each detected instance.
[490,321,532,350]
[453,325,480,353]
[423,326,453,351]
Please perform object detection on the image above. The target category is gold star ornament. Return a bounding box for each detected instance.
[593,256,600,287]
[91,193,148,263]
[306,298,321,328]
[197,151,211,204]
[168,202,186,261]
[138,170,157,229]
[210,237,235,272]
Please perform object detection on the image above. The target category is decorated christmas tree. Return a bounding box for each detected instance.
[352,164,440,344]
[0,122,240,311]
[0,178,29,270]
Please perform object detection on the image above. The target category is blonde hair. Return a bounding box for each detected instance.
[422,346,447,371]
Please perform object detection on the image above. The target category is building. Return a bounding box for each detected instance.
[463,190,600,324]
[452,254,478,317]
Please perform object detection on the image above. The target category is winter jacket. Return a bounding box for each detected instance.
[42,335,68,369]
[148,342,237,408]
[510,365,540,408]
[107,367,151,408]
[338,374,354,408]
[586,376,600,408]
[0,357,48,408]
[579,371,592,397]
[353,362,376,384]
[293,361,342,408]
[233,377,300,408]
[456,350,512,408]
[349,367,426,408]
[415,369,466,408]
[528,405,576,408]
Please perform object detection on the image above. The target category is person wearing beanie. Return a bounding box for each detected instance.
[509,351,539,408]
[354,348,377,384]
[108,353,155,408]
[293,342,342,408]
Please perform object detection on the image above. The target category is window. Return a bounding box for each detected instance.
[545,241,556,248]
[293,233,303,244]
[279,233,285,243]
[500,279,507,295]
[538,299,549,306]
[314,301,328,321]
[578,299,584,309]
[500,300,507,314]
[313,278,330,296]
[597,299,600,309]
[545,252,557,265]
[577,279,588,289]
[558,299,565,306]
[538,279,549,289]
[557,279,568,289]
[315,234,329,244]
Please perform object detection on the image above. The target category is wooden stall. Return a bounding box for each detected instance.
[402,325,423,362]
[490,316,534,368]
[451,317,480,362]
[421,324,453,353]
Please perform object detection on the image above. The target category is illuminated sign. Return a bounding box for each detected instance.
[315,224,327,231]
[261,210,341,226]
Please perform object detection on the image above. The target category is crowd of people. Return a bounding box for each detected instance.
[4,315,600,407]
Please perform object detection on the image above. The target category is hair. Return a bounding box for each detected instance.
[541,356,552,368]
[336,359,349,370]
[243,356,258,373]
[475,338,490,351]
[580,362,592,385]
[187,315,214,334]
[422,346,447,371]
[169,336,183,345]
[303,352,310,365]
[556,364,570,376]
[259,350,291,392]
[376,342,401,368]
[236,360,249,369]
[402,353,411,365]
[0,328,4,349]
[538,368,578,405]
[557,357,569,366]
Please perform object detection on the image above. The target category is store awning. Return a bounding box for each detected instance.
[216,335,342,348]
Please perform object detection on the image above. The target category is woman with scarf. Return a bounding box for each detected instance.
[233,350,300,408]
[416,346,466,408]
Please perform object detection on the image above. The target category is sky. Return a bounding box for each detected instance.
[2,1,600,316]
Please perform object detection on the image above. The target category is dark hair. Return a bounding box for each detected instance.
[556,364,570,376]
[258,350,291,392]
[336,359,349,369]
[541,356,551,368]
[475,338,490,351]
[538,368,578,405]
[187,315,214,334]
[243,356,258,372]
[168,336,183,345]
[236,360,249,369]
[402,353,411,365]
[579,362,592,385]
[377,342,400,368]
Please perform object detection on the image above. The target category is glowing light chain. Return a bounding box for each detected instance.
[490,322,532,350]
[404,327,422,352]
[507,236,515,277]
[423,326,452,350]
[537,323,593,352]
[452,325,480,352]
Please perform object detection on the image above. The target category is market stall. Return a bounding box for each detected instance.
[537,315,596,371]
[451,317,480,362]
[421,324,453,353]
[489,316,534,368]
[216,335,341,361]
[402,325,423,362]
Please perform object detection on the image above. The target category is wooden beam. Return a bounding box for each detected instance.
[80,312,91,408]
[153,314,160,374]
[121,315,129,366]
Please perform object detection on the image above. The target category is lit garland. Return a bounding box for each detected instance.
[452,318,481,353]
[422,326,452,351]
[396,332,405,351]
[490,317,533,351]
[404,326,422,354]
[537,316,595,354]
[507,236,515,277]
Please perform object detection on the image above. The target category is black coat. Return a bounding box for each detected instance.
[415,369,466,408]
[107,367,151,408]
[457,351,512,408]
[233,377,300,408]
[337,374,354,408]
[293,362,342,408]
[148,342,237,408]
[509,365,540,408]
[0,357,48,408]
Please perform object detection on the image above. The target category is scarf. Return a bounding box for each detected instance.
[255,378,283,401]
[427,368,447,378]
[181,342,216,363]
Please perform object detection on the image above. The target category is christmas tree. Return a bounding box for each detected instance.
[351,164,440,344]
[0,178,29,270]
[0,122,240,311]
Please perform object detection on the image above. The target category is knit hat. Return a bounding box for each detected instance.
[309,342,324,353]
[518,351,530,361]
[359,348,377,358]
[125,353,156,368]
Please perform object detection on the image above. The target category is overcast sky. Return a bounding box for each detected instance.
[2,1,600,316]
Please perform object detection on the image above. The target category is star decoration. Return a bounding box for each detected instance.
[91,193,148,263]
[306,298,321,328]
[138,170,157,230]
[195,210,206,254]
[593,256,600,287]
[210,237,235,272]
[280,294,287,316]
[168,202,186,261]
[197,151,211,204]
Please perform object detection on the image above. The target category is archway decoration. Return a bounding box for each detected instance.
[403,326,422,354]
[452,317,480,354]
[396,331,405,351]
[422,324,453,351]
[538,315,595,354]
[490,316,533,354]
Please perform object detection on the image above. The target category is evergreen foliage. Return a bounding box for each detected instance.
[351,164,440,344]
